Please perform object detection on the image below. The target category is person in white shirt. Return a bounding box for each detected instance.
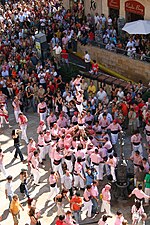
[53,43,62,65]
[61,170,73,197]
[97,87,107,102]
[5,175,14,207]
[117,87,124,101]
[84,51,91,71]
[0,148,7,178]
[31,150,40,186]
[107,16,112,26]
[94,13,100,25]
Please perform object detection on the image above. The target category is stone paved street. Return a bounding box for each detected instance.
[0,100,150,225]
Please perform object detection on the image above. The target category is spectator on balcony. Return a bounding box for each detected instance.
[103,31,109,44]
[105,41,115,51]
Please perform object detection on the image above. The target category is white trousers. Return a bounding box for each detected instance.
[14,110,21,123]
[64,159,73,172]
[145,188,150,203]
[0,116,9,127]
[32,168,40,184]
[73,175,85,189]
[101,200,111,214]
[110,166,116,181]
[0,164,7,178]
[20,124,28,143]
[133,144,143,156]
[48,185,59,200]
[39,146,45,162]
[82,200,93,217]
[44,145,50,155]
[76,103,83,114]
[111,133,118,145]
[53,163,63,178]
[39,112,47,122]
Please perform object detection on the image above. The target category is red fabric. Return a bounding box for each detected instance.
[61,49,68,59]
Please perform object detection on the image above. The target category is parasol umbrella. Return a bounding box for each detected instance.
[122,20,150,35]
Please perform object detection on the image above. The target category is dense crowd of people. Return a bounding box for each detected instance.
[0,0,150,225]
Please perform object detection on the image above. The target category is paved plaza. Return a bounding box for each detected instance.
[0,100,150,225]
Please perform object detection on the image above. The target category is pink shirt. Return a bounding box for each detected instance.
[38,135,45,146]
[99,147,107,158]
[49,145,56,159]
[130,154,142,165]
[103,140,112,150]
[47,115,57,127]
[107,123,122,132]
[57,139,64,149]
[76,93,83,103]
[12,100,21,111]
[75,150,85,159]
[131,188,149,199]
[83,189,91,201]
[85,115,94,122]
[107,156,117,167]
[51,127,59,137]
[37,124,46,134]
[92,125,101,133]
[27,141,36,154]
[37,102,47,114]
[74,161,82,174]
[57,117,67,128]
[91,185,99,197]
[98,220,107,225]
[72,115,78,123]
[44,134,51,144]
[53,151,63,161]
[99,118,109,128]
[114,216,124,225]
[131,134,142,144]
[102,188,111,201]
[90,153,102,164]
[78,117,85,124]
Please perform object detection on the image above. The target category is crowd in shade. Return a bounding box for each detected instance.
[0,0,150,225]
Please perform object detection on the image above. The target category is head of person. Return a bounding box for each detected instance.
[34,150,39,157]
[57,215,65,222]
[135,200,141,210]
[29,137,34,143]
[28,207,35,217]
[102,215,108,222]
[75,192,80,197]
[116,210,123,218]
[61,188,68,196]
[105,184,111,191]
[65,210,72,217]
[135,150,140,157]
[93,180,98,186]
[77,156,82,163]
[138,184,143,190]
[86,184,92,191]
[7,175,13,182]
[56,147,61,153]
[12,194,19,202]
[65,170,70,176]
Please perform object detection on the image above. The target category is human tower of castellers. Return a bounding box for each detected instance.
[0,75,150,225]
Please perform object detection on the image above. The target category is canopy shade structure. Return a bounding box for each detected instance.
[122,20,150,35]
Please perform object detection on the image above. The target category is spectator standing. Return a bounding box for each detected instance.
[84,51,91,71]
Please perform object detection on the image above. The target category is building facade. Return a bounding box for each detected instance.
[64,0,150,22]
